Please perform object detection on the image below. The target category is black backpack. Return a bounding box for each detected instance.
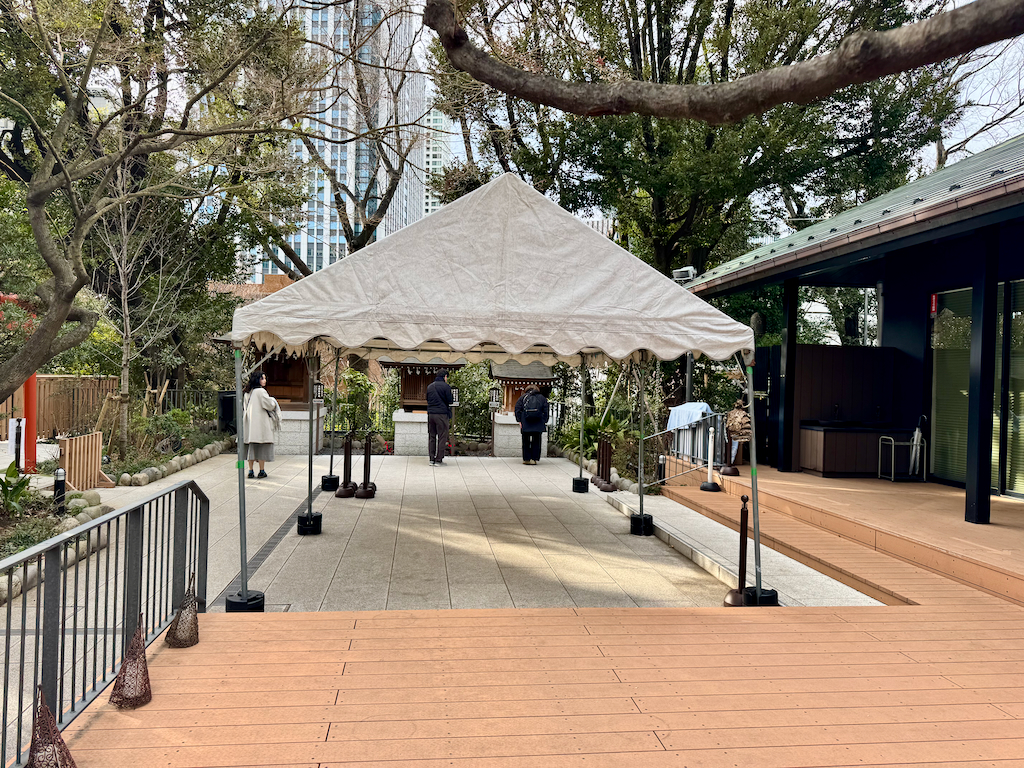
[522,393,544,424]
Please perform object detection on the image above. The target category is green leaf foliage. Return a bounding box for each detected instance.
[431,0,963,282]
[0,461,32,516]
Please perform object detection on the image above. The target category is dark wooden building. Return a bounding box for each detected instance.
[688,134,1024,523]
[378,357,465,412]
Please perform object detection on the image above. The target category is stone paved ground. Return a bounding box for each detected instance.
[85,452,732,611]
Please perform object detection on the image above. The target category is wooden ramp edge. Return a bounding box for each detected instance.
[662,481,1021,608]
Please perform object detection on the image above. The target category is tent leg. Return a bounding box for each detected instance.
[299,356,323,535]
[323,354,340,491]
[572,358,588,493]
[744,362,777,606]
[226,347,264,612]
[631,358,653,536]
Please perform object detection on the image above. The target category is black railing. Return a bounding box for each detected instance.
[0,480,209,766]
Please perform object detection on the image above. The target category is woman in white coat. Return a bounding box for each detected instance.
[243,370,281,478]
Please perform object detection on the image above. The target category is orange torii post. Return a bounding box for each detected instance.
[24,372,37,473]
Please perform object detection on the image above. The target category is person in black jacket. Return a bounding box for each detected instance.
[425,369,454,466]
[514,384,549,465]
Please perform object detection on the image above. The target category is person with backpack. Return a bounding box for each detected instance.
[514,384,549,465]
[425,368,454,466]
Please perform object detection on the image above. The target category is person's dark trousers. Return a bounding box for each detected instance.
[522,432,542,462]
[428,414,449,463]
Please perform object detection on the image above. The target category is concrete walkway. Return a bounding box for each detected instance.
[60,449,875,612]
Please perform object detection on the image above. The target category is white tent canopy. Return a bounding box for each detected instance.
[229,174,754,364]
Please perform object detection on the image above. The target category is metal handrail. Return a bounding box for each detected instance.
[0,479,210,766]
[639,411,728,488]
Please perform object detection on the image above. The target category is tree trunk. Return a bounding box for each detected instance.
[119,344,131,460]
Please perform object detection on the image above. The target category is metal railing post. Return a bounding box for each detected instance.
[123,506,144,648]
[41,547,61,719]
[197,493,210,613]
[172,487,188,609]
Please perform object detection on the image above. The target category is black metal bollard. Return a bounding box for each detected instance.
[335,430,357,498]
[322,426,339,492]
[596,435,616,492]
[354,433,377,499]
[723,495,749,606]
[13,418,22,472]
[54,467,66,514]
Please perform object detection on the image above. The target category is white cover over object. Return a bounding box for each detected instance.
[230,174,754,364]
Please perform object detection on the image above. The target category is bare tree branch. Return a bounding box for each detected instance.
[424,0,1024,123]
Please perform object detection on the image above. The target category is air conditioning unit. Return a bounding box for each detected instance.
[672,266,697,283]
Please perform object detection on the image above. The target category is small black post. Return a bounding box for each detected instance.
[54,467,66,515]
[723,495,749,606]
[322,354,340,492]
[354,432,376,499]
[336,430,357,498]
[13,418,22,471]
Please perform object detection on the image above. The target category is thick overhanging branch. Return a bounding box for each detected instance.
[46,303,100,358]
[423,0,1024,123]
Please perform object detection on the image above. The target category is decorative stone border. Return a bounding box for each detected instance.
[550,445,639,493]
[117,437,237,487]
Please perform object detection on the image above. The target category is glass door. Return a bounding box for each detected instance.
[933,281,1024,495]
[1005,282,1024,496]
[931,289,972,484]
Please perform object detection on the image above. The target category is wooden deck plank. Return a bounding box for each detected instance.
[338,651,916,675]
[70,731,666,767]
[63,703,1015,734]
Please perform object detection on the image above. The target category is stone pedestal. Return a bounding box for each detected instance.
[275,405,324,455]
[492,412,547,459]
[393,410,428,455]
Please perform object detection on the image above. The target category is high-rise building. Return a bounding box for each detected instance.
[259,1,424,281]
[423,109,456,217]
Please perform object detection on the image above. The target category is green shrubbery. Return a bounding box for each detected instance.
[0,461,66,559]
[104,408,228,480]
[449,363,494,438]
[0,516,59,559]
[0,461,31,516]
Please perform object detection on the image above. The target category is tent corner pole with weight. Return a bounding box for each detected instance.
[744,361,764,597]
[329,353,340,476]
[638,358,645,520]
[307,356,316,521]
[234,346,250,601]
[578,358,586,479]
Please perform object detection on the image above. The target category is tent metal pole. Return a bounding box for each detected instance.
[234,347,249,601]
[744,362,764,597]
[329,353,339,476]
[598,368,624,428]
[578,358,586,478]
[638,358,645,520]
[307,356,316,521]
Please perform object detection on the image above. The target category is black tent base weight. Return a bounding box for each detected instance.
[225,590,265,612]
[630,513,653,536]
[743,586,779,606]
[297,513,323,535]
[321,474,339,492]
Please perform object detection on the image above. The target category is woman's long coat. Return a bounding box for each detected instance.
[243,387,280,445]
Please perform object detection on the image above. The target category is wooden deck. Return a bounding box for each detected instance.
[61,605,1024,767]
[664,459,1024,607]
[58,459,1024,767]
